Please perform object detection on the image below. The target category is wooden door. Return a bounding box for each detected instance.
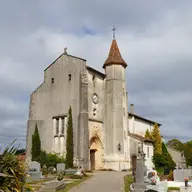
[90,150,96,170]
[132,155,137,173]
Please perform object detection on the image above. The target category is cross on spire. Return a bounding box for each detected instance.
[112,25,116,39]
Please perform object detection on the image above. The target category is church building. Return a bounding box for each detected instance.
[26,35,161,171]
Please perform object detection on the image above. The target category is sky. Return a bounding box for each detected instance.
[0,0,192,150]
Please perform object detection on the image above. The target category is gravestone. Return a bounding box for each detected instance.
[26,161,42,182]
[144,165,147,176]
[133,156,147,191]
[29,161,40,171]
[57,163,65,173]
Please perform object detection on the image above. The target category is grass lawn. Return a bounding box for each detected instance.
[57,175,91,192]
[124,175,133,192]
[167,187,180,191]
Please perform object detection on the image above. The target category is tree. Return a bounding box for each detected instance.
[15,149,26,155]
[145,129,152,140]
[31,124,41,161]
[151,123,162,155]
[167,139,184,152]
[183,141,192,166]
[65,106,74,168]
[166,139,192,167]
[153,142,176,171]
[161,142,176,169]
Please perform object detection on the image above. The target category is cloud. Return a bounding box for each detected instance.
[0,0,192,149]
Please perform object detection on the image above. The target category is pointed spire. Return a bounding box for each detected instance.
[103,39,127,68]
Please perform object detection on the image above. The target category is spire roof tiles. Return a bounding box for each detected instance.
[103,39,127,68]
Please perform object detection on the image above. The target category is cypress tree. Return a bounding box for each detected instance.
[145,129,152,140]
[151,123,162,155]
[162,142,176,169]
[66,106,74,168]
[31,124,41,161]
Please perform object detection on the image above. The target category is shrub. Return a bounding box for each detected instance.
[39,150,65,169]
[57,173,64,181]
[167,170,174,181]
[124,175,133,192]
[0,141,27,191]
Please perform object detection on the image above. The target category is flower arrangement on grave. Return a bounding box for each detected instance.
[151,179,157,185]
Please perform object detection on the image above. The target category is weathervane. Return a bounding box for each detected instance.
[112,25,116,39]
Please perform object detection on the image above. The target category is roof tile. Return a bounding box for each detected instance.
[103,39,127,68]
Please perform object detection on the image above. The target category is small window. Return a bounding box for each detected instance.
[92,75,95,81]
[56,118,59,134]
[68,74,71,81]
[51,78,54,84]
[61,118,65,134]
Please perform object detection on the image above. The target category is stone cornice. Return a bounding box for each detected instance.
[89,118,103,123]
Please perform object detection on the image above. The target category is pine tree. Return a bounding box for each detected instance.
[32,124,41,161]
[145,129,152,140]
[151,123,162,155]
[66,106,74,168]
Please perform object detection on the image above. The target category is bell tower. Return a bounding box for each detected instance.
[103,27,129,170]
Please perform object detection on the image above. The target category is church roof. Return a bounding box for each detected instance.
[86,66,106,78]
[103,39,127,68]
[44,53,86,71]
[128,132,154,144]
[128,113,161,126]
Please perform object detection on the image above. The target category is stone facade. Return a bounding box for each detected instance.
[26,39,161,170]
[167,147,186,168]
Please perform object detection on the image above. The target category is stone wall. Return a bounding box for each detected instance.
[26,53,86,161]
[128,116,155,136]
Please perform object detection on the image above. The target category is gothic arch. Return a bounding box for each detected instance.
[89,133,103,170]
[90,133,103,149]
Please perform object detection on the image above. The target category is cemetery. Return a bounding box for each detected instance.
[25,160,92,191]
[1,120,192,191]
[0,141,92,192]
[127,146,192,192]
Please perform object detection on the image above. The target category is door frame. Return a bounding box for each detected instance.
[90,149,97,170]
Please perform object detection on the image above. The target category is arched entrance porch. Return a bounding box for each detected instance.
[90,135,103,170]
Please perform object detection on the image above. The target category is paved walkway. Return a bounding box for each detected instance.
[70,171,129,192]
[180,186,192,192]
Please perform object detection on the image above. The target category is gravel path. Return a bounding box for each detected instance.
[70,171,129,192]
